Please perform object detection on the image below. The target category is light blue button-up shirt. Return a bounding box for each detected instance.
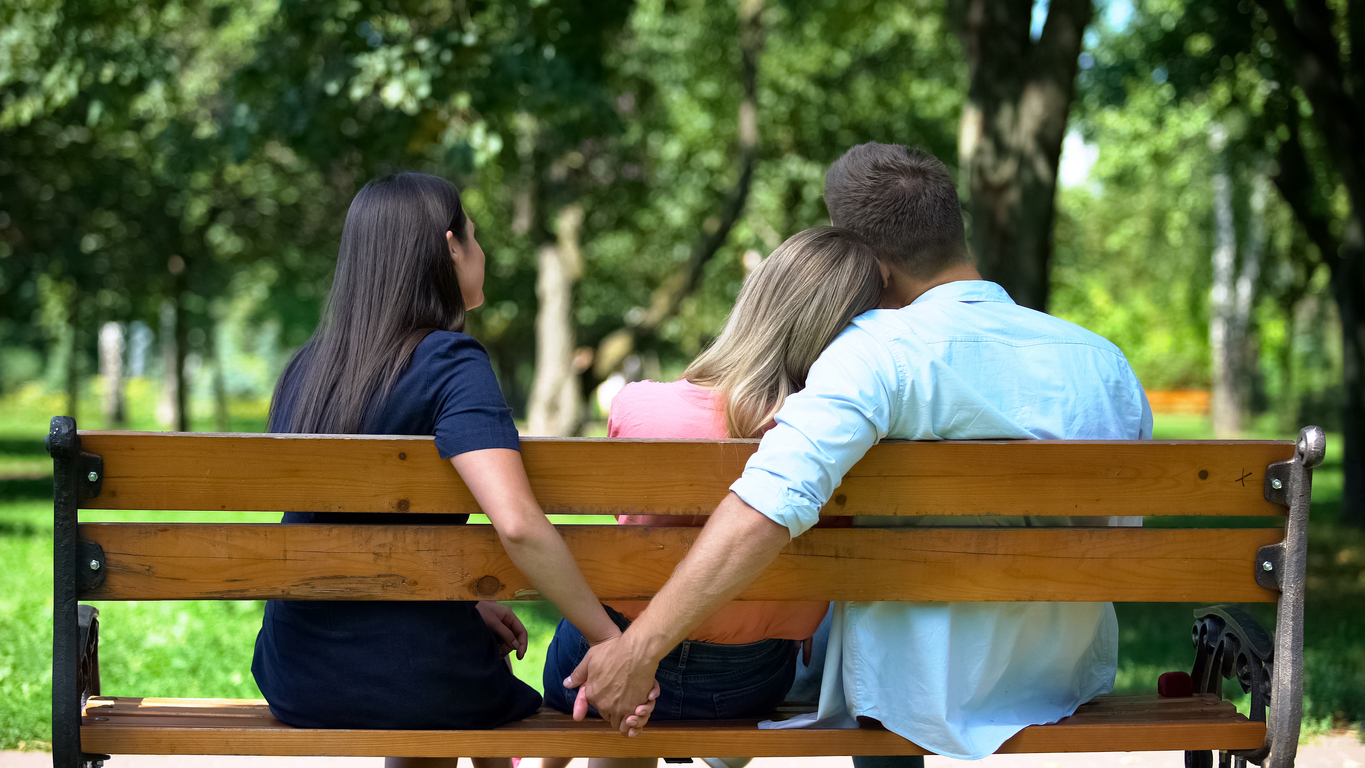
[741,280,1152,759]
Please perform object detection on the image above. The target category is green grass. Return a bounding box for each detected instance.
[1,392,1361,750]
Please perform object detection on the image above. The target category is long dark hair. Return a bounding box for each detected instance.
[270,172,469,434]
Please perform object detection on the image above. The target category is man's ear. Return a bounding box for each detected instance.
[878,262,919,309]
[876,261,902,309]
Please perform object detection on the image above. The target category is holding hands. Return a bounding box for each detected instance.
[564,632,662,736]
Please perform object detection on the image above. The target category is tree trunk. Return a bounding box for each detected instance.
[1237,174,1267,367]
[1209,138,1267,438]
[1277,303,1298,435]
[1209,132,1241,437]
[1335,217,1365,526]
[157,284,192,434]
[64,287,81,421]
[99,322,126,429]
[157,300,179,430]
[174,295,190,433]
[211,323,230,432]
[952,0,1092,311]
[1257,0,1365,523]
[591,0,764,381]
[526,205,585,436]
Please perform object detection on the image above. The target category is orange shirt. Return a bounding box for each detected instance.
[606,379,830,644]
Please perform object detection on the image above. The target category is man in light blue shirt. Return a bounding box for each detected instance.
[566,143,1152,761]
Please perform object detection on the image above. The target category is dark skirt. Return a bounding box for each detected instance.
[252,599,542,729]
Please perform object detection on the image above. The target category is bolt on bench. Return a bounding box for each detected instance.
[46,416,1323,768]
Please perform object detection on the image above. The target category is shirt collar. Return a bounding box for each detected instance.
[909,280,1015,307]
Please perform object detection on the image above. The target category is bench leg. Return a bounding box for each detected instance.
[48,416,109,768]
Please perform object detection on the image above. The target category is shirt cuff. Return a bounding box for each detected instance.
[730,471,822,539]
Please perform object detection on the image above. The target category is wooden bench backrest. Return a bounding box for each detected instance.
[72,432,1293,605]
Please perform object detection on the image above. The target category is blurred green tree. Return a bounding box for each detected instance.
[579,0,965,401]
[1084,0,1363,522]
[0,0,328,429]
[226,0,636,432]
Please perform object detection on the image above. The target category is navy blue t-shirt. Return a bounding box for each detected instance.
[274,330,521,526]
[252,330,542,730]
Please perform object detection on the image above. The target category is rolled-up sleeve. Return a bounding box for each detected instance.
[730,325,899,538]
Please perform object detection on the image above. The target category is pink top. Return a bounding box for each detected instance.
[606,379,829,644]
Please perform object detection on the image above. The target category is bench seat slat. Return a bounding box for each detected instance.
[80,696,1265,757]
[78,432,1292,518]
[79,523,1282,603]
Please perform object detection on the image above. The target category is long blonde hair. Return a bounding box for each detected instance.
[684,227,882,438]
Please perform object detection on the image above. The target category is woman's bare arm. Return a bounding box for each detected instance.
[449,448,620,646]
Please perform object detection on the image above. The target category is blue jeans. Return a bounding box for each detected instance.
[542,605,798,720]
[784,603,833,705]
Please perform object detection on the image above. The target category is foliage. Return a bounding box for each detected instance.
[0,0,334,415]
[1054,90,1217,390]
[1057,0,1345,419]
[1,0,966,415]
[1076,0,1364,522]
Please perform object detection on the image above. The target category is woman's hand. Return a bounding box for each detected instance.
[476,601,528,660]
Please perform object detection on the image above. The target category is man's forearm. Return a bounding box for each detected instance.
[624,492,792,663]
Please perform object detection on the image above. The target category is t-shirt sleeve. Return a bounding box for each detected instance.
[425,334,521,458]
[606,383,633,438]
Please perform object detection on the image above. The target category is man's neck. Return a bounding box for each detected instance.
[881,261,984,309]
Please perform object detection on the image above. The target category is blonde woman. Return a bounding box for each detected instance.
[539,227,883,768]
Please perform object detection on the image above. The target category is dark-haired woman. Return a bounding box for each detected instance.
[251,173,648,768]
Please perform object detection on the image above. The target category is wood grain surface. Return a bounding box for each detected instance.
[78,523,1283,603]
[80,695,1266,757]
[76,432,1293,518]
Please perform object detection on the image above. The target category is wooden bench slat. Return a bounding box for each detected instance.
[79,523,1282,603]
[77,432,1292,517]
[88,693,1234,716]
[80,696,1266,757]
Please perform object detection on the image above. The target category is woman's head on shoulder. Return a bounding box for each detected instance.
[685,226,882,438]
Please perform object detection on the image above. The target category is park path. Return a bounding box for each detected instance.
[3,738,1364,768]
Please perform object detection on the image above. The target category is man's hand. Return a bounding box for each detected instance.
[563,494,790,736]
[564,632,660,735]
[476,601,528,660]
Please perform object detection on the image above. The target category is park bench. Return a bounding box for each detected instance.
[46,415,1323,768]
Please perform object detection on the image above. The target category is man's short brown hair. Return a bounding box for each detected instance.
[823,143,969,279]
